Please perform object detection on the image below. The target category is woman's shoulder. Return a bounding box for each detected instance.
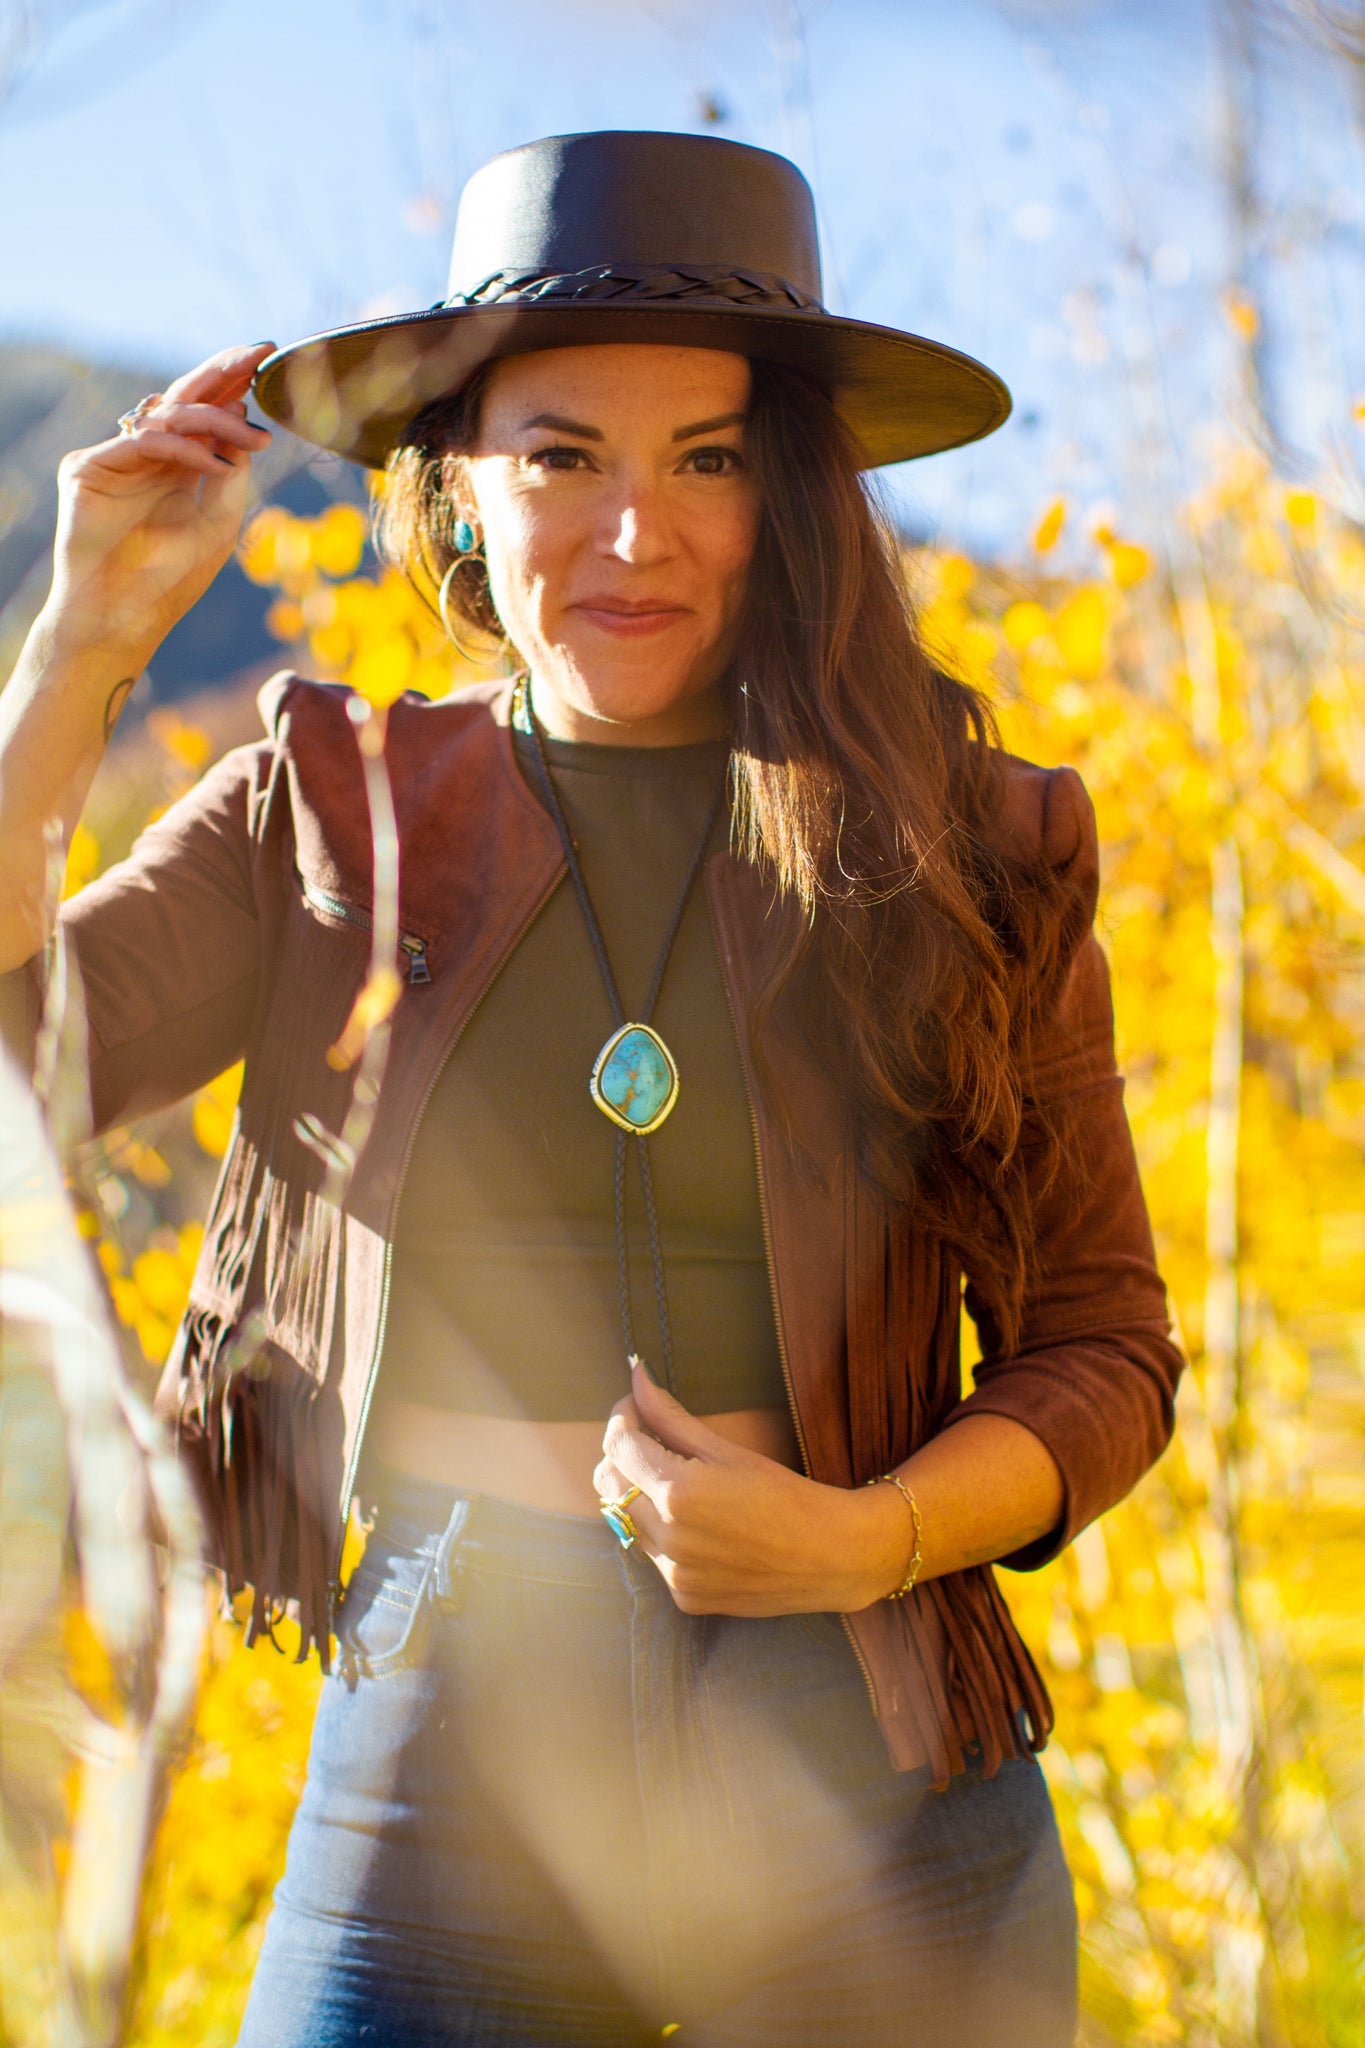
[976,747,1098,886]
[255,669,514,744]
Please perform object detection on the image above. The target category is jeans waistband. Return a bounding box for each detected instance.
[365,1470,633,1592]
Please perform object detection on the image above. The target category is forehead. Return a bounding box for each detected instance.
[478,342,752,423]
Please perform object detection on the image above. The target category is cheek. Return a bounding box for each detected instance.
[705,495,761,614]
[478,492,562,623]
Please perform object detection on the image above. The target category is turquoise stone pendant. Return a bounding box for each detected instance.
[590,1023,680,1136]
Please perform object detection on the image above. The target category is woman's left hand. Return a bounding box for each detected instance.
[593,1362,914,1617]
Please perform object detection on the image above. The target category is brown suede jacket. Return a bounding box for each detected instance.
[32,672,1182,1786]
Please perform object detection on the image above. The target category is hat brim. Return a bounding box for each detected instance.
[252,300,1010,471]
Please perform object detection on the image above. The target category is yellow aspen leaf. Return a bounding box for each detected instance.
[1283,489,1317,529]
[1052,585,1109,679]
[1105,540,1151,588]
[328,964,403,1071]
[412,653,457,699]
[308,623,352,672]
[1003,600,1051,651]
[1033,499,1066,553]
[1223,288,1259,339]
[135,1308,177,1366]
[349,635,415,708]
[108,1275,140,1325]
[147,709,212,772]
[126,1139,171,1188]
[265,598,305,642]
[237,506,290,585]
[61,820,101,899]
[132,1245,194,1320]
[935,553,976,600]
[193,1064,243,1158]
[311,502,368,579]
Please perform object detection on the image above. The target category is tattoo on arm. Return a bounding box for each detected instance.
[103,677,134,743]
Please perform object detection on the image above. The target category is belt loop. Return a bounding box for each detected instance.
[433,1493,475,1607]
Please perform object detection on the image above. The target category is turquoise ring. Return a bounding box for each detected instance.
[600,1485,643,1549]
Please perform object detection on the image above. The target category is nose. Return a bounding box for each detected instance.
[600,476,674,567]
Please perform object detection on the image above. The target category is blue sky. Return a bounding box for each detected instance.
[4,0,1362,554]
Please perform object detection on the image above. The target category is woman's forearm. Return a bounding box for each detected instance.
[872,1413,1065,1592]
[0,345,272,972]
[0,612,148,968]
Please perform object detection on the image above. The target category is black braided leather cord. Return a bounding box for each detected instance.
[448,263,823,313]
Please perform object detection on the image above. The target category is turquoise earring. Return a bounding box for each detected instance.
[453,517,477,555]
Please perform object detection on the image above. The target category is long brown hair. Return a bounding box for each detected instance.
[377,357,1079,1349]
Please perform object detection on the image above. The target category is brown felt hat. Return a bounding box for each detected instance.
[253,130,1011,471]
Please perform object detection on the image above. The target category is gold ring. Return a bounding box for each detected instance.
[117,393,164,436]
[599,1485,643,1549]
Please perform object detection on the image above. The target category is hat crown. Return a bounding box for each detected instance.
[447,130,823,303]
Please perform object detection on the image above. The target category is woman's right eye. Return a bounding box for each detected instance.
[528,445,589,472]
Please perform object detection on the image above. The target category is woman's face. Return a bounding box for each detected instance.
[460,343,758,745]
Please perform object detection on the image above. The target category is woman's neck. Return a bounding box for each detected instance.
[525,671,730,749]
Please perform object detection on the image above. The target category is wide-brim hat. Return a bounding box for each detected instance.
[253,130,1011,472]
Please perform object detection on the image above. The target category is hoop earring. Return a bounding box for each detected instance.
[437,553,505,666]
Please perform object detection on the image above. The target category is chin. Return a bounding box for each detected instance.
[554,644,717,728]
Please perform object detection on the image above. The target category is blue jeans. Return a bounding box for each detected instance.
[238,1483,1076,2046]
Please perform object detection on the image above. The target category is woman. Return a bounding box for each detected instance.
[0,132,1182,2046]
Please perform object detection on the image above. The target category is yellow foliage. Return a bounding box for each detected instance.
[105,1224,204,1368]
[1051,584,1109,679]
[1223,289,1260,340]
[349,633,416,709]
[239,505,502,702]
[62,820,101,899]
[148,710,212,773]
[310,502,369,579]
[1002,599,1050,651]
[1033,498,1067,553]
[192,1063,243,1159]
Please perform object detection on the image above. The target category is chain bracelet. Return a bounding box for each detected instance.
[866,1472,924,1599]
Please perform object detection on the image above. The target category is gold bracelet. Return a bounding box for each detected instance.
[866,1472,923,1598]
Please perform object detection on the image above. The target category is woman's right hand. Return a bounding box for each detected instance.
[45,343,276,669]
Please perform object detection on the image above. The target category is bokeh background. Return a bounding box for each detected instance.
[1,3,1363,2044]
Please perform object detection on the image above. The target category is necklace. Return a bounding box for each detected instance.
[515,673,727,1390]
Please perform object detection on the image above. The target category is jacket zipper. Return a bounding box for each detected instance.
[711,898,881,1720]
[301,875,431,985]
[328,877,561,1613]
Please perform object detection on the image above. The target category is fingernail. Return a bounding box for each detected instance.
[214,452,235,465]
[253,340,277,351]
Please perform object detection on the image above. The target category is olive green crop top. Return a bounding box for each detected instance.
[372,728,786,1424]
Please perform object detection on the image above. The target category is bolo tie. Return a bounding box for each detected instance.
[516,673,726,1413]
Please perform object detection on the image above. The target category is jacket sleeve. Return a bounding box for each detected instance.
[942,764,1185,1568]
[6,740,277,1137]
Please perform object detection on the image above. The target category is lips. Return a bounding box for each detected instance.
[570,598,691,638]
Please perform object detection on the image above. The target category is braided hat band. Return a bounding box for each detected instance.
[448,263,823,314]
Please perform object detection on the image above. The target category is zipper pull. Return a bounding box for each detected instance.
[402,936,431,986]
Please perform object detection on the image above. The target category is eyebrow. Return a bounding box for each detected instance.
[671,411,745,441]
[519,409,746,442]
[523,411,603,439]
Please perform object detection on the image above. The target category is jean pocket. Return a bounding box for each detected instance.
[335,1551,433,1679]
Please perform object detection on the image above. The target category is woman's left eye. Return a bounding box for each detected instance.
[684,446,744,476]
[528,445,589,472]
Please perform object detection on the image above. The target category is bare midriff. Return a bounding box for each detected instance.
[371,1399,802,1519]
